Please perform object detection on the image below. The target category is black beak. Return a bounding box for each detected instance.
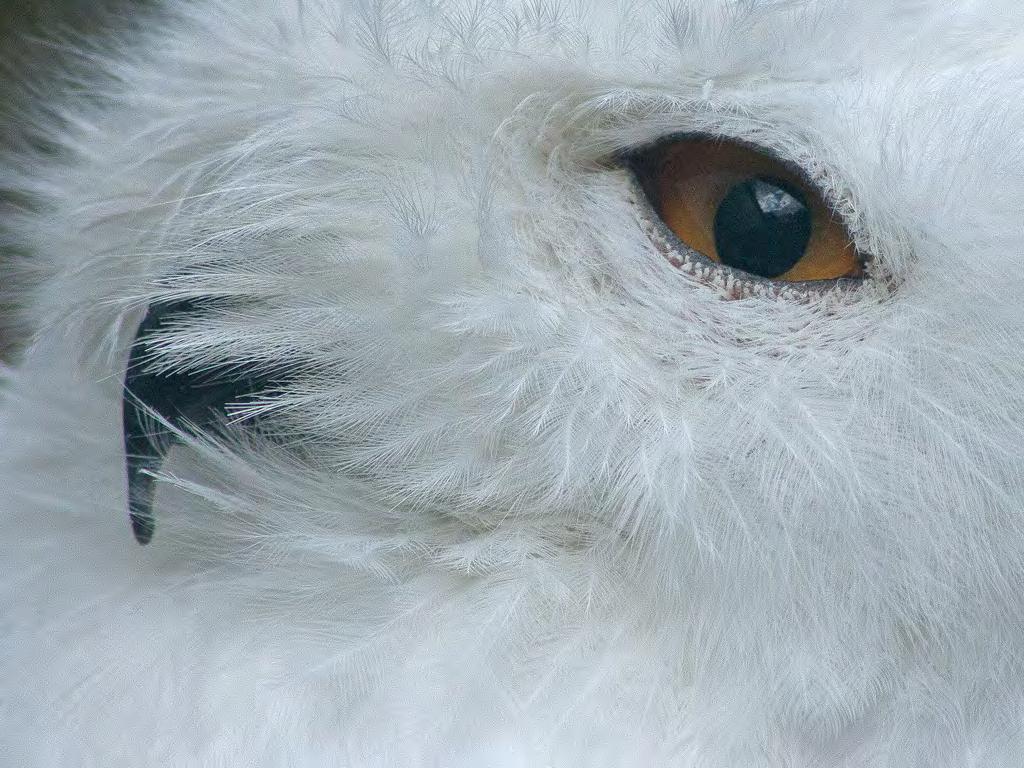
[122,300,276,544]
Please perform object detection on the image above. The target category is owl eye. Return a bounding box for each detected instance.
[626,137,864,283]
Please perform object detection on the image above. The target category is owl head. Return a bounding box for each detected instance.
[2,1,1024,765]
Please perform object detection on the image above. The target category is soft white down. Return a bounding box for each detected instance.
[2,1,1024,765]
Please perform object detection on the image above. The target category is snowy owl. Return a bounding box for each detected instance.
[2,1,1024,765]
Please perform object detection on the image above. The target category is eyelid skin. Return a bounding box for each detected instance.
[626,136,864,284]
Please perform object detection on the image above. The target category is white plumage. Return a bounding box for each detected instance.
[2,1,1024,764]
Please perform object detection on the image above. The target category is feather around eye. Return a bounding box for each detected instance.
[625,136,865,284]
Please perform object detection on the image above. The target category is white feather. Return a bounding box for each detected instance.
[3,0,1024,764]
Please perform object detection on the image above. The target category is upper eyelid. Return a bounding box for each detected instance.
[619,132,836,213]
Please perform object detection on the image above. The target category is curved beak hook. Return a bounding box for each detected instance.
[122,300,275,544]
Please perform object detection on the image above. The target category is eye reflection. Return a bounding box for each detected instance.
[627,137,864,283]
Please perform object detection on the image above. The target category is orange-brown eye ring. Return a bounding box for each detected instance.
[626,136,866,284]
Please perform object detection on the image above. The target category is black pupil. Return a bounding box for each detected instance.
[713,176,812,279]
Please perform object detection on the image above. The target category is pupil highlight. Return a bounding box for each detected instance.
[713,176,812,279]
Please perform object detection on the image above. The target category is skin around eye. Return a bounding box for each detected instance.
[633,138,863,282]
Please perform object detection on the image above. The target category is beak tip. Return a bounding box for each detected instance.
[126,457,159,545]
[130,509,155,545]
